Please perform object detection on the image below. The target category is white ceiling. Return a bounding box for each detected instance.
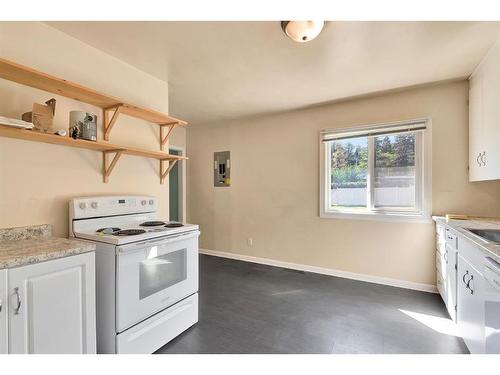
[47,21,500,125]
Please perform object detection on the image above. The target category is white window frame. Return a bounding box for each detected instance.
[319,118,432,223]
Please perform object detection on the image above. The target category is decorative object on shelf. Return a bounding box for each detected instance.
[69,111,97,141]
[55,129,67,136]
[0,115,33,129]
[70,123,80,139]
[281,21,324,43]
[21,98,56,133]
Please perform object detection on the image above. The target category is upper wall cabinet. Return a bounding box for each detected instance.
[469,40,500,181]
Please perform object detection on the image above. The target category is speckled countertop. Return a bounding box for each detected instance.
[0,224,95,270]
[433,216,500,263]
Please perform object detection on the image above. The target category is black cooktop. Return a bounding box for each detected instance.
[165,223,184,228]
[140,221,166,227]
[112,229,147,236]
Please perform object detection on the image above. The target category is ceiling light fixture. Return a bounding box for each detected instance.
[281,21,325,43]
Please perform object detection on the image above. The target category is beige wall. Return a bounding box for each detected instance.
[187,80,500,285]
[0,22,185,236]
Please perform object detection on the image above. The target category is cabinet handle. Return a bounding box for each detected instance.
[462,270,469,285]
[444,250,448,263]
[477,153,481,166]
[466,274,474,295]
[13,287,21,315]
[0,298,2,313]
[481,151,486,166]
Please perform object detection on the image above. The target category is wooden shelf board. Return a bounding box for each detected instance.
[0,58,187,126]
[0,126,188,161]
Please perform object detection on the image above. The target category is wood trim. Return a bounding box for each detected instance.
[0,126,188,161]
[445,214,500,222]
[0,57,187,126]
[160,123,178,150]
[160,159,178,184]
[0,56,190,184]
[103,104,123,141]
[0,126,188,184]
[102,150,123,183]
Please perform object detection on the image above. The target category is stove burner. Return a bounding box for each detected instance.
[113,229,146,236]
[140,221,166,227]
[165,222,184,228]
[96,227,121,234]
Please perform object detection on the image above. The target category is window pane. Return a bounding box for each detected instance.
[330,137,368,209]
[374,134,416,208]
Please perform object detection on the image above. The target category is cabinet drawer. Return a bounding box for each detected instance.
[445,228,458,249]
[116,293,198,354]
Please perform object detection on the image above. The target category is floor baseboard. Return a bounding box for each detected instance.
[199,248,438,294]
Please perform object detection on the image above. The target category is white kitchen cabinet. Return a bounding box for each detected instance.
[0,269,7,354]
[469,39,500,181]
[436,251,446,297]
[8,252,96,354]
[457,253,485,354]
[468,74,484,181]
[445,243,458,322]
[436,226,458,322]
[436,224,447,300]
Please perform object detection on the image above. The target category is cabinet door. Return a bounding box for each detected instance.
[445,246,457,321]
[457,254,485,353]
[0,269,7,354]
[470,40,500,182]
[436,249,448,304]
[468,74,484,181]
[8,253,96,354]
[481,44,500,180]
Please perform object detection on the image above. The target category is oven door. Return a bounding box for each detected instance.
[116,230,199,332]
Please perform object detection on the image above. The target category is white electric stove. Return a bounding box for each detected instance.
[69,195,199,354]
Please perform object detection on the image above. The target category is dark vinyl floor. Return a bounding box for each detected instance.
[156,255,468,354]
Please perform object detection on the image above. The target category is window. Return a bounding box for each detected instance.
[320,119,431,221]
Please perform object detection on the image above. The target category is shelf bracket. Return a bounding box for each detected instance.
[160,159,178,184]
[102,150,123,183]
[160,122,179,151]
[103,104,124,141]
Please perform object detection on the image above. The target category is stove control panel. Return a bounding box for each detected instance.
[70,196,158,219]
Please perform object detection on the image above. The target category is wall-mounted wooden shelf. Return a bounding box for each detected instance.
[0,126,187,183]
[0,57,189,183]
[0,58,186,145]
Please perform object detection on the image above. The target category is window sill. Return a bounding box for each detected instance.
[320,210,432,223]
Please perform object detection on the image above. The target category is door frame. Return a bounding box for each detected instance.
[168,146,186,223]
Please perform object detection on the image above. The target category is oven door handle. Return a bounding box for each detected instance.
[117,230,200,253]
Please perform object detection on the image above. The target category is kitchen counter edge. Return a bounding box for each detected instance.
[432,215,500,263]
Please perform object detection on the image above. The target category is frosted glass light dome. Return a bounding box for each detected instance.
[281,21,325,43]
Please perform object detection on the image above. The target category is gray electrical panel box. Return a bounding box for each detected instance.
[214,151,231,187]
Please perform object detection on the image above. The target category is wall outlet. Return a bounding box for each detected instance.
[247,238,253,247]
